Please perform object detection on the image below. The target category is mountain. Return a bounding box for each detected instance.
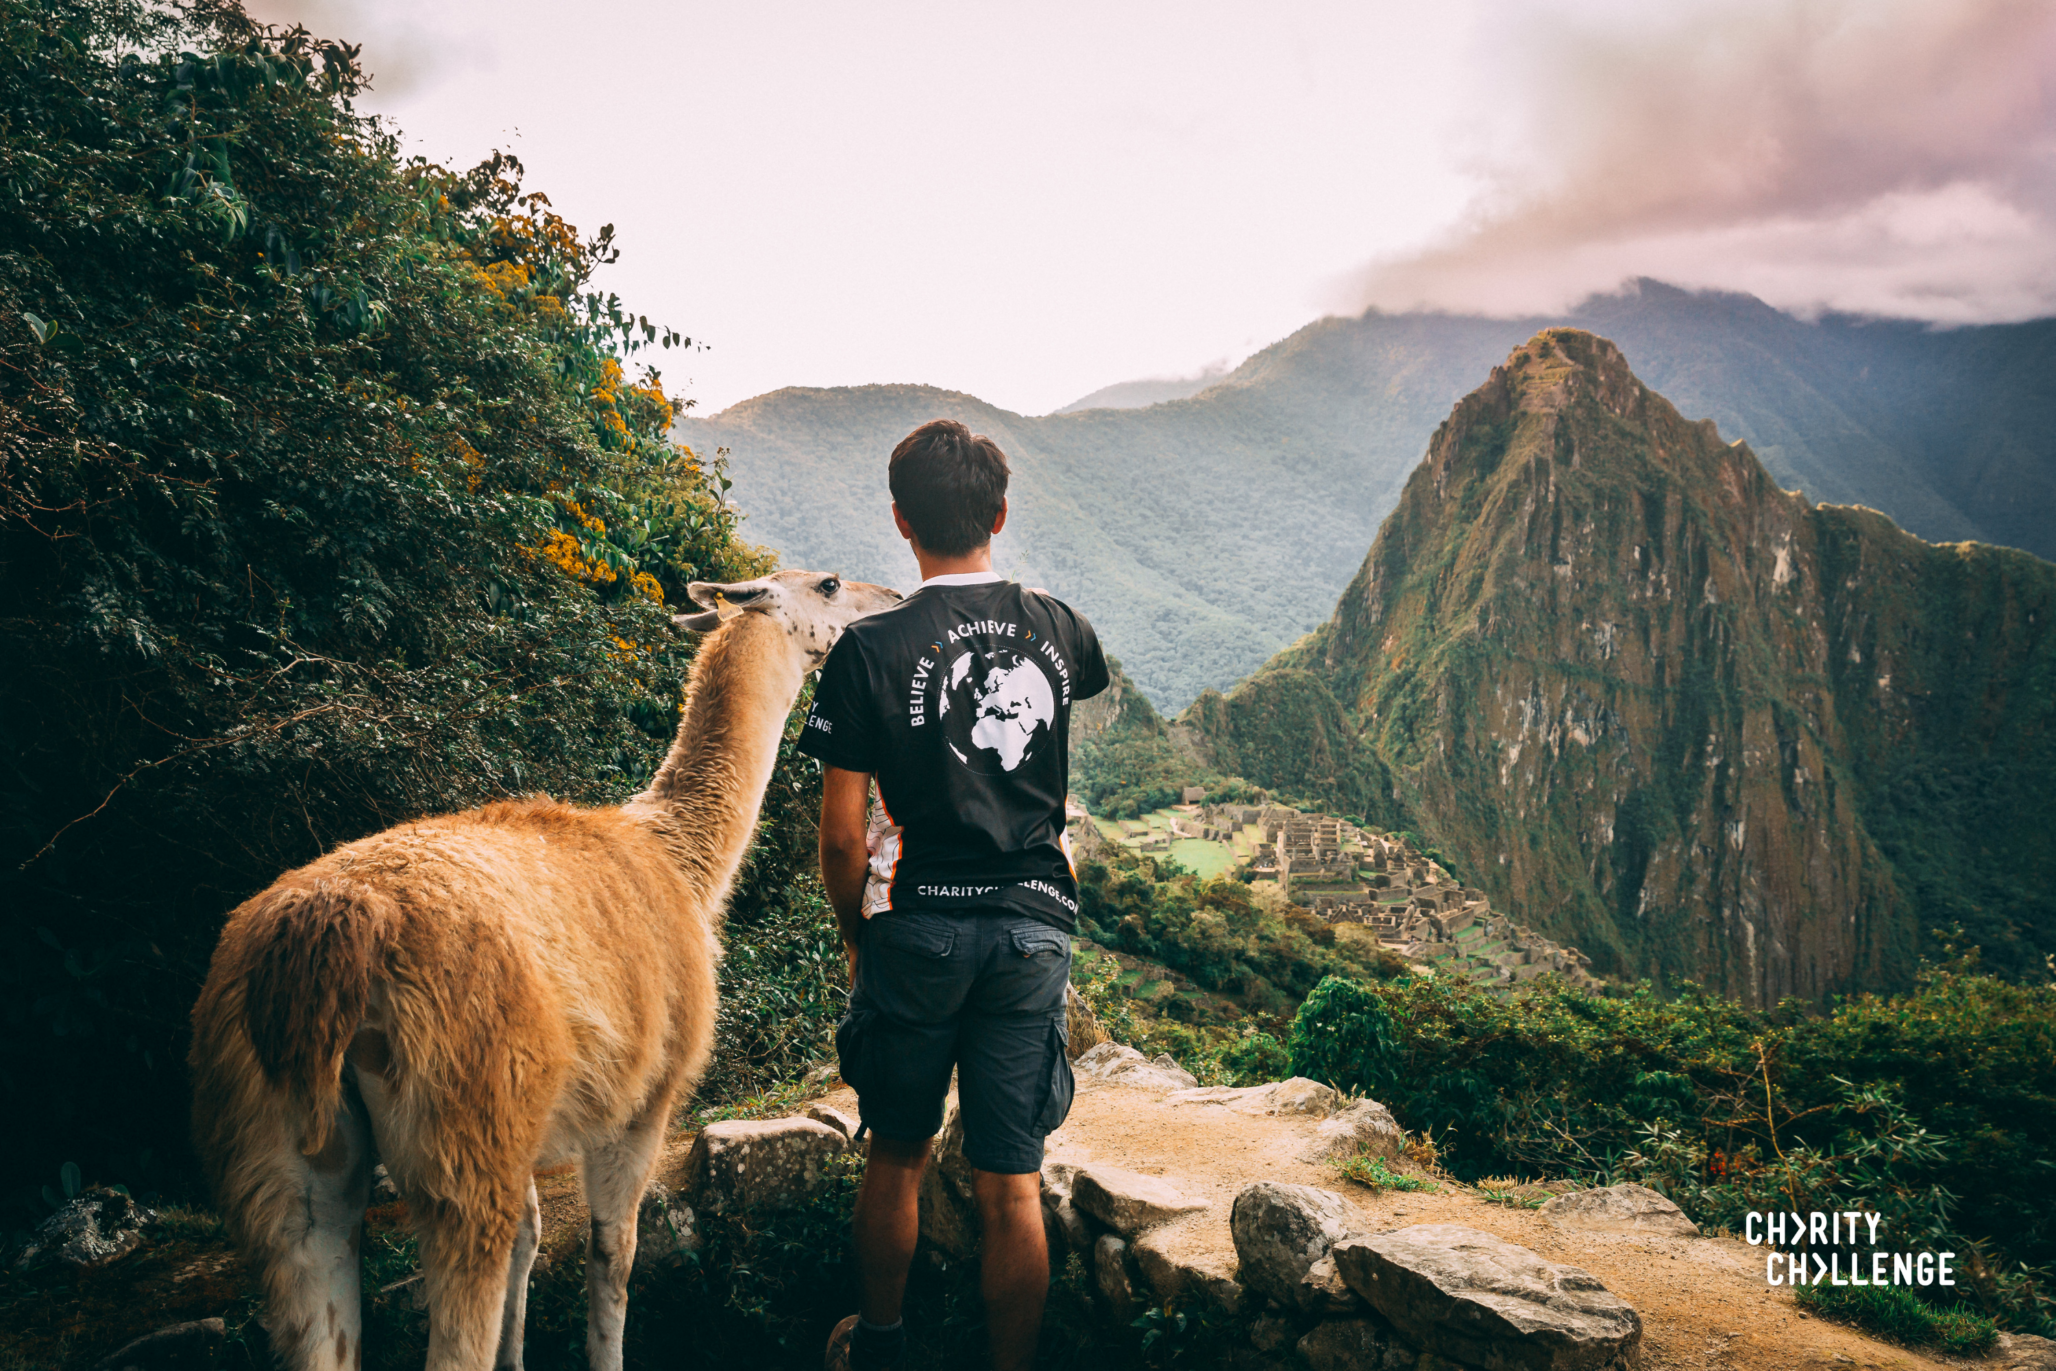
[1054,366,1229,414]
[681,281,2056,712]
[1180,329,2056,1001]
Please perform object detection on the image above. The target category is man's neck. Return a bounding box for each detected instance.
[912,545,994,581]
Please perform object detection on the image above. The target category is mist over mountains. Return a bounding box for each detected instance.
[679,279,2056,711]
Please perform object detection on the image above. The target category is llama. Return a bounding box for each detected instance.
[188,570,900,1371]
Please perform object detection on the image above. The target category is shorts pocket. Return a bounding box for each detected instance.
[1034,1014,1075,1133]
[834,1007,873,1097]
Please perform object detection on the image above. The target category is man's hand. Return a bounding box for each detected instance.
[820,765,872,960]
[845,941,859,985]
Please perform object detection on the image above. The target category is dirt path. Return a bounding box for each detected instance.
[522,1074,1977,1370]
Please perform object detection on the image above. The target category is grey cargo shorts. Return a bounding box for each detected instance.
[835,909,1075,1175]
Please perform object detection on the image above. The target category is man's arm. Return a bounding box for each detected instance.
[820,766,872,976]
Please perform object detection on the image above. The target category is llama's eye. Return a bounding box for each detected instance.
[819,577,840,597]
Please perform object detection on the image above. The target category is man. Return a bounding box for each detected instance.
[799,418,1108,1371]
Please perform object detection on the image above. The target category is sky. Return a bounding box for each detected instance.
[245,0,2056,418]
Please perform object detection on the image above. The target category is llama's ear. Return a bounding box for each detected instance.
[687,580,770,611]
[673,609,723,633]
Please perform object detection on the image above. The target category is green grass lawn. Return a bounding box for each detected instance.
[1168,838,1236,878]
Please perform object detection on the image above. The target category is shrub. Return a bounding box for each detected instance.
[1796,1281,1998,1357]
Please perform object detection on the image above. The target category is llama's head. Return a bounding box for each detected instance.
[675,569,901,667]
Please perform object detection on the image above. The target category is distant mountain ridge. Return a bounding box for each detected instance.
[680,280,2056,711]
[1179,330,2056,1000]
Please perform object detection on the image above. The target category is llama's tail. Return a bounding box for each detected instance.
[191,876,403,1157]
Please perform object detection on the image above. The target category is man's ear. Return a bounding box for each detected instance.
[990,498,1007,537]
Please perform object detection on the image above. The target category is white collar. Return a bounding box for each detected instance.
[919,570,1005,587]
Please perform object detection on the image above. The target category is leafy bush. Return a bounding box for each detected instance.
[0,0,809,1203]
[1284,951,2056,1332]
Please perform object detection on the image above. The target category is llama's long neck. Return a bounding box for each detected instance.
[632,613,807,906]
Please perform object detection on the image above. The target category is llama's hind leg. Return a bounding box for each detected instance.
[254,1094,375,1370]
[415,1181,526,1371]
[581,1102,670,1371]
[492,1178,542,1370]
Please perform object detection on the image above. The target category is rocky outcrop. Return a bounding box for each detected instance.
[1168,1077,1338,1117]
[1539,1183,1699,1238]
[1332,1224,1642,1371]
[1230,1182,1353,1308]
[1074,1041,1199,1091]
[633,1182,701,1276]
[1070,1165,1209,1235]
[681,1117,849,1215]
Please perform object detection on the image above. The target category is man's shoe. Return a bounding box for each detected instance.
[824,1314,859,1371]
[825,1313,904,1371]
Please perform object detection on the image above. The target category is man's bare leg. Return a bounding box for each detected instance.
[973,1169,1048,1371]
[853,1134,933,1326]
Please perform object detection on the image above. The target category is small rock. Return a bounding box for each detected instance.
[919,1098,980,1257]
[1296,1318,1388,1371]
[681,1117,849,1215]
[1040,1163,1090,1254]
[1332,1224,1641,1371]
[1299,1253,1364,1314]
[1073,1042,1198,1092]
[369,1164,400,1205]
[1065,983,1107,1060]
[1169,1077,1340,1118]
[801,1060,840,1089]
[1998,1333,2056,1371]
[1133,1226,1243,1314]
[1095,1233,1140,1320]
[633,1182,700,1275]
[1298,1099,1408,1165]
[1539,1183,1699,1238]
[1248,1313,1292,1353]
[92,1318,225,1371]
[1070,1164,1209,1235]
[1150,1053,1201,1087]
[805,1103,859,1140]
[14,1186,154,1270]
[1230,1180,1352,1308]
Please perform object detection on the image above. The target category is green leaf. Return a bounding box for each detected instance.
[61,1160,81,1200]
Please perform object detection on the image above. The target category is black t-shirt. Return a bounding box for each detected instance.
[798,576,1109,930]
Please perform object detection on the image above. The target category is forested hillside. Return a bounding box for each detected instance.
[683,282,2056,712]
[1183,330,2056,1000]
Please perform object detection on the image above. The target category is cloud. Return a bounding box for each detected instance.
[1340,0,2056,322]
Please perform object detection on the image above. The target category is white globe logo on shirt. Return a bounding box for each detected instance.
[939,646,1056,774]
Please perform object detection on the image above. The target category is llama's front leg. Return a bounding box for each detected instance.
[581,1106,669,1371]
[493,1179,542,1369]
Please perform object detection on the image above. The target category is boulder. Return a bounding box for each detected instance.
[1298,1099,1408,1165]
[1133,1226,1243,1314]
[681,1117,849,1215]
[918,1098,981,1256]
[1331,1224,1641,1371]
[1539,1183,1699,1238]
[1229,1181,1352,1308]
[92,1319,224,1371]
[1095,1233,1140,1320]
[1298,1252,1364,1314]
[1073,1042,1198,1092]
[1039,1161,1090,1254]
[1070,1164,1209,1235]
[1295,1318,1391,1371]
[805,1103,859,1140]
[1065,982,1107,1060]
[13,1186,154,1270]
[1167,1077,1339,1118]
[1997,1333,2056,1371]
[633,1182,700,1276]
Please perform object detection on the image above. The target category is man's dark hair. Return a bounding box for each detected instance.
[889,419,1010,556]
